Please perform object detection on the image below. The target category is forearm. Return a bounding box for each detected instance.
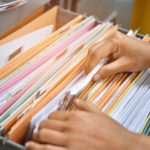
[144,43,150,69]
[133,134,150,150]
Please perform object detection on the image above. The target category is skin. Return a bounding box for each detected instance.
[85,31,150,81]
[25,31,150,150]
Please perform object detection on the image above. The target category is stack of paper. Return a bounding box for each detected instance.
[0,7,149,145]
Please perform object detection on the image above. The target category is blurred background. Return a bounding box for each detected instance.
[0,0,149,34]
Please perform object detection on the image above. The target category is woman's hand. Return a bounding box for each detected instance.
[84,31,150,81]
[25,100,150,150]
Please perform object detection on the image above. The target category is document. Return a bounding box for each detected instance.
[117,76,150,125]
[0,22,112,124]
[128,99,150,133]
[102,73,133,112]
[0,17,95,94]
[109,71,147,117]
[0,25,53,67]
[25,72,84,141]
[0,23,100,115]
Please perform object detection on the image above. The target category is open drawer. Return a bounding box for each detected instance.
[0,2,145,150]
[0,4,84,150]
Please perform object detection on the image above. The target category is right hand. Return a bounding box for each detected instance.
[84,31,150,81]
[26,100,150,150]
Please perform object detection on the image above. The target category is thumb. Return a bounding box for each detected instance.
[74,99,99,113]
[93,57,128,81]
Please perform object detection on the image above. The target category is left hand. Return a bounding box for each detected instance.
[25,99,144,150]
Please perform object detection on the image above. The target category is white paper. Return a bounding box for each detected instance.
[0,25,53,67]
[117,76,150,125]
[25,72,84,141]
[127,98,150,133]
[110,69,150,119]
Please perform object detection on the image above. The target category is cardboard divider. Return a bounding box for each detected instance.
[0,6,57,45]
[0,4,49,40]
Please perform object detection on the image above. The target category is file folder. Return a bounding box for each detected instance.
[0,4,149,150]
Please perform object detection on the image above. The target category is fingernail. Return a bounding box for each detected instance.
[93,74,101,81]
[75,99,80,103]
[25,142,30,148]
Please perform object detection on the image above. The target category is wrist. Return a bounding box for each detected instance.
[132,133,150,150]
[144,43,150,69]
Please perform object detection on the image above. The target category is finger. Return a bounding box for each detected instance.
[74,99,99,113]
[84,42,104,74]
[84,42,104,73]
[48,111,70,121]
[32,128,67,146]
[93,57,129,81]
[38,119,67,132]
[25,141,67,150]
[84,38,119,74]
[32,132,37,141]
